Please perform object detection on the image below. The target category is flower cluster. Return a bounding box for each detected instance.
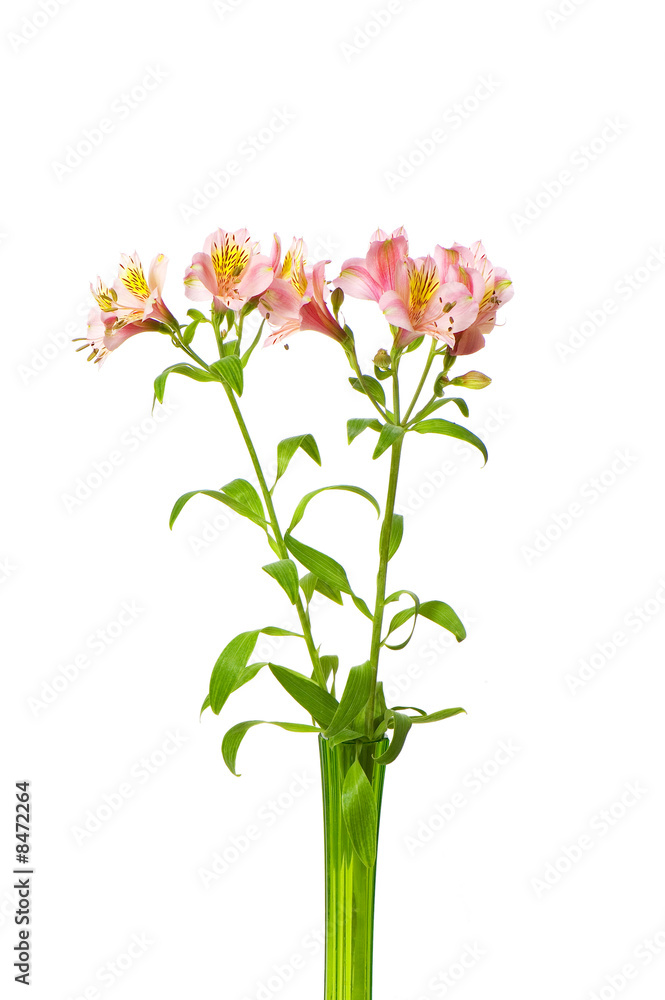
[78,227,512,365]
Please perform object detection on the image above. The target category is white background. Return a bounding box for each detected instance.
[2,1,664,999]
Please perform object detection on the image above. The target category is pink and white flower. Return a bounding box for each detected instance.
[260,237,347,347]
[333,227,409,302]
[438,241,513,355]
[111,252,174,328]
[77,306,153,366]
[184,228,274,313]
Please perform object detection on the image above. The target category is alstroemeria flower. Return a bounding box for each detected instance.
[379,254,480,349]
[260,238,347,348]
[184,228,274,313]
[438,241,513,355]
[112,252,174,328]
[76,307,156,366]
[333,226,408,302]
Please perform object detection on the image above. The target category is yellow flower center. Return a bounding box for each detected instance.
[120,263,150,300]
[282,243,307,296]
[408,259,439,323]
[210,235,251,287]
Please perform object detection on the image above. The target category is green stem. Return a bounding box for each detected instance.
[222,388,327,690]
[365,361,403,733]
[348,349,389,421]
[173,333,326,690]
[402,339,437,424]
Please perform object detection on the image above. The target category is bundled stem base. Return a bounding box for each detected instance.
[320,736,388,1000]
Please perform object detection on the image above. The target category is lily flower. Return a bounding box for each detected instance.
[437,241,513,355]
[378,254,480,349]
[333,226,409,302]
[261,238,348,348]
[184,228,274,313]
[75,307,157,366]
[112,252,174,328]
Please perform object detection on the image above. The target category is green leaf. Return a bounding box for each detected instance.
[410,707,467,724]
[373,711,412,764]
[209,629,300,715]
[347,417,382,444]
[299,572,316,604]
[200,693,211,717]
[182,321,198,346]
[405,335,425,353]
[348,375,386,406]
[262,559,300,604]
[373,424,404,460]
[221,479,265,524]
[275,434,322,485]
[169,488,266,531]
[288,485,380,534]
[328,728,365,748]
[412,418,488,465]
[269,664,339,728]
[326,661,374,739]
[382,590,420,650]
[210,355,244,395]
[383,598,465,645]
[222,720,321,776]
[342,760,379,867]
[285,535,353,596]
[388,514,404,560]
[374,365,393,381]
[411,396,469,423]
[187,309,208,323]
[320,655,339,686]
[391,704,427,716]
[351,594,374,620]
[154,363,217,404]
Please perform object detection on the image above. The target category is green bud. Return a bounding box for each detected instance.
[373,348,392,369]
[331,286,344,318]
[450,371,492,390]
[433,373,450,397]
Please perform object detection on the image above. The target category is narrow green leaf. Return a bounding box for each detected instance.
[373,424,404,460]
[154,363,216,404]
[222,720,321,776]
[391,704,427,716]
[405,335,425,353]
[374,711,412,764]
[388,514,404,560]
[418,600,466,641]
[300,572,316,604]
[187,309,208,323]
[200,693,211,717]
[328,728,366,748]
[182,321,198,346]
[262,559,300,604]
[342,760,379,867]
[221,479,265,524]
[275,434,322,485]
[326,661,374,739]
[320,655,339,685]
[351,594,374,620]
[382,590,420,650]
[269,664,340,727]
[285,535,352,596]
[240,320,265,367]
[288,484,380,534]
[410,707,467,724]
[169,489,266,530]
[209,628,300,715]
[210,355,244,395]
[348,375,386,406]
[347,417,382,444]
[373,365,393,381]
[413,418,488,464]
[411,397,470,423]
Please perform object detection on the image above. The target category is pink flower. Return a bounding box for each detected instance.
[378,254,480,349]
[438,242,513,355]
[184,228,274,313]
[333,226,409,302]
[112,252,174,328]
[260,238,348,348]
[76,307,152,366]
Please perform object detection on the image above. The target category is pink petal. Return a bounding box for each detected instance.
[148,253,168,295]
[366,234,408,293]
[237,254,274,299]
[334,259,383,301]
[379,289,415,333]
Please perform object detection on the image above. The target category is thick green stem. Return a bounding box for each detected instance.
[402,339,437,424]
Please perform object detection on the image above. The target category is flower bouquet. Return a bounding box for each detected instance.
[76,225,512,999]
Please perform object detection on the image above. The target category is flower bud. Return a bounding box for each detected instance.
[450,370,492,390]
[433,373,450,397]
[373,348,391,369]
[330,286,344,319]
